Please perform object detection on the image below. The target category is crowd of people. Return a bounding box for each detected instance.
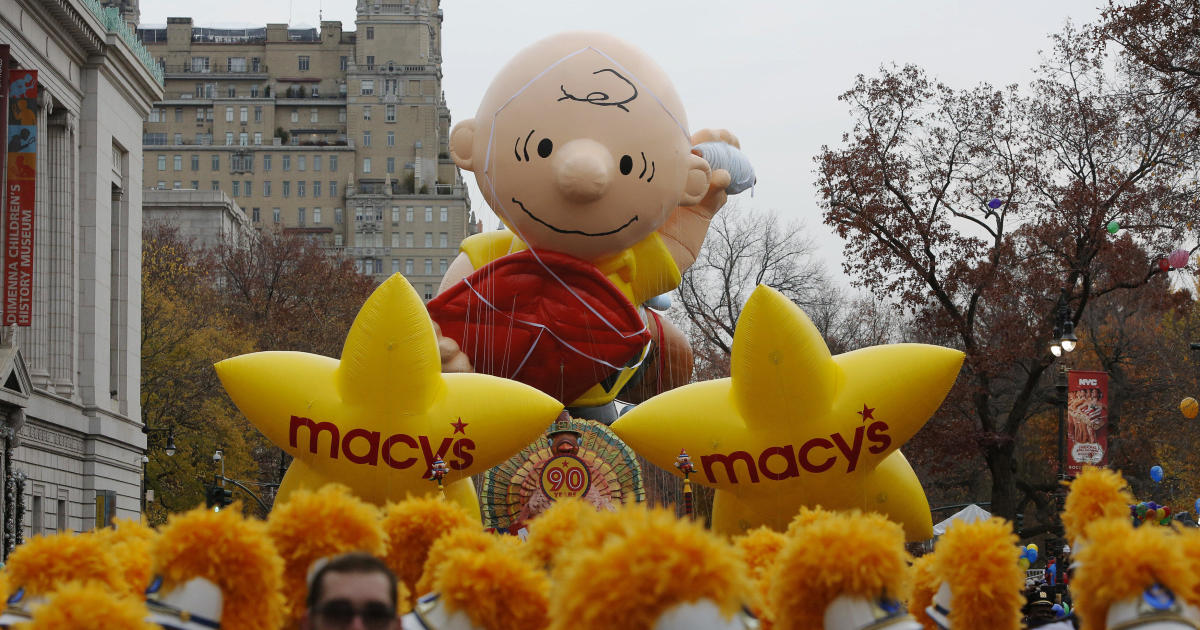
[0,466,1193,629]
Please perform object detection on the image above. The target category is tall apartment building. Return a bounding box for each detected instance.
[137,0,472,297]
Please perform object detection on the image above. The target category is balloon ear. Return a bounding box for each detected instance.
[678,151,711,206]
[450,119,477,171]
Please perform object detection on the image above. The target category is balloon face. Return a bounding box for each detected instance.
[465,33,702,262]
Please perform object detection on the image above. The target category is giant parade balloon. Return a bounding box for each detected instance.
[613,285,964,540]
[215,274,564,516]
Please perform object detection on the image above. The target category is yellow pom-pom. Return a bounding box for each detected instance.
[549,508,748,630]
[785,505,835,536]
[6,532,125,597]
[267,484,384,625]
[1179,529,1200,609]
[380,495,477,603]
[154,505,285,630]
[930,518,1023,630]
[733,526,786,625]
[1073,518,1196,630]
[431,545,550,630]
[97,519,158,599]
[770,511,911,630]
[522,498,593,572]
[1062,467,1134,546]
[907,554,939,630]
[14,582,157,630]
[416,528,500,597]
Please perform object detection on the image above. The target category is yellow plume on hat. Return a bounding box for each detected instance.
[907,554,939,630]
[381,495,478,606]
[267,484,384,625]
[770,511,911,630]
[1072,518,1196,630]
[430,544,551,630]
[1061,466,1134,546]
[929,517,1023,630]
[5,532,125,597]
[154,504,284,630]
[548,508,749,630]
[416,528,503,596]
[733,526,786,626]
[15,582,157,630]
[522,498,594,572]
[97,519,158,600]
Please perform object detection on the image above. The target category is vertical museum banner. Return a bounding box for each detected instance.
[1067,370,1109,475]
[0,46,9,206]
[4,69,35,326]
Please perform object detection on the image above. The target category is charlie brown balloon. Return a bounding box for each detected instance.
[430,31,745,414]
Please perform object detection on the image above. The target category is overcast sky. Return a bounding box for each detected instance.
[141,0,1111,286]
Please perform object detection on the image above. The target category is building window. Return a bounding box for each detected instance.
[239,106,248,123]
[425,207,433,222]
[212,154,220,170]
[313,156,322,171]
[338,109,347,122]
[330,155,338,171]
[149,108,161,122]
[439,232,447,248]
[386,132,395,148]
[360,80,374,96]
[440,207,448,222]
[391,232,400,248]
[273,207,281,223]
[366,26,374,39]
[425,258,433,274]
[252,207,261,222]
[231,153,254,172]
[330,181,337,198]
[228,57,247,72]
[282,181,290,197]
[254,132,263,145]
[190,155,199,171]
[439,258,448,274]
[297,181,306,197]
[254,106,263,122]
[363,131,371,147]
[283,155,291,171]
[366,56,375,70]
[298,208,306,226]
[405,232,413,247]
[173,133,183,145]
[424,232,432,247]
[191,56,209,72]
[244,180,252,196]
[391,207,400,223]
[364,106,373,122]
[264,155,272,171]
[424,284,432,300]
[386,78,397,95]
[157,155,166,170]
[291,109,299,123]
[225,132,234,146]
[339,56,348,71]
[263,181,271,197]
[250,85,259,98]
[406,207,414,222]
[313,208,322,224]
[31,495,42,535]
[311,108,318,123]
[225,106,233,122]
[211,180,220,190]
[298,156,307,171]
[386,157,394,173]
[239,132,248,146]
[405,259,413,274]
[227,86,236,98]
[299,55,310,71]
[335,208,344,224]
[335,234,344,246]
[363,158,371,174]
[313,181,321,197]
[190,180,199,189]
[173,181,182,189]
[232,181,240,196]
[392,259,400,273]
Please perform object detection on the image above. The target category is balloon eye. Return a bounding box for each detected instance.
[537,138,553,158]
[619,155,633,175]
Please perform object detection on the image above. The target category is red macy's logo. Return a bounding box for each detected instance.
[700,421,892,484]
[288,415,475,471]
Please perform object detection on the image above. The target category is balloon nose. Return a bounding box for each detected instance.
[554,139,612,203]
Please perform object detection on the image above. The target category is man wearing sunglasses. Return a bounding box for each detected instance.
[303,553,400,630]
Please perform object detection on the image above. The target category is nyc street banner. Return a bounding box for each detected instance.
[1067,370,1108,475]
[4,68,35,326]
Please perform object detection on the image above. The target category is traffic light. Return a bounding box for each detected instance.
[218,486,233,507]
[205,484,234,509]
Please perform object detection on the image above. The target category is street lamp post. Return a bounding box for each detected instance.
[141,426,176,515]
[1050,288,1078,482]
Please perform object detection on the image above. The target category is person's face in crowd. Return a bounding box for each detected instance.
[303,571,398,630]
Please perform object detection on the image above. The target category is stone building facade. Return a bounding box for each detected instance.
[0,0,162,548]
[137,0,473,298]
[143,188,253,250]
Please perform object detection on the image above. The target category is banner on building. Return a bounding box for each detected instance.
[0,46,9,206]
[1067,370,1109,475]
[4,69,35,327]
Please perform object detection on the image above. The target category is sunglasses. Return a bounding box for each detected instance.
[316,599,396,629]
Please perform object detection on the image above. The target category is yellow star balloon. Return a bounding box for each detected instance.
[613,285,964,540]
[215,274,563,516]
